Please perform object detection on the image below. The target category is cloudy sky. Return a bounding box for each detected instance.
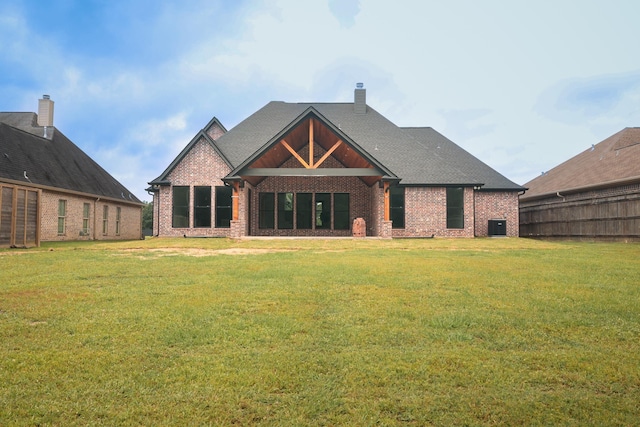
[1,0,639,201]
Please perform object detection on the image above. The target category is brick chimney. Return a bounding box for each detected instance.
[354,82,366,114]
[37,95,54,127]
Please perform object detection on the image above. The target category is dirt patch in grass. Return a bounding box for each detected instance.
[117,247,295,258]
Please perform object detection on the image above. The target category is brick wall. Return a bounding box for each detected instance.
[152,136,521,238]
[206,122,226,140]
[155,137,232,237]
[474,191,520,237]
[40,190,142,241]
[393,187,475,238]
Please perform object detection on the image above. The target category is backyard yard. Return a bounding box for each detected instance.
[1,238,639,425]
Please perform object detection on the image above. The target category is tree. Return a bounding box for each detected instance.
[142,201,153,233]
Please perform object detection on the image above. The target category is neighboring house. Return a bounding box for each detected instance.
[0,96,144,248]
[148,85,523,238]
[520,127,640,240]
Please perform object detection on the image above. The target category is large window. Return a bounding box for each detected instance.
[334,193,350,230]
[389,186,405,229]
[82,203,90,235]
[259,192,275,229]
[215,186,232,228]
[315,193,331,229]
[446,187,464,229]
[57,200,66,235]
[259,192,352,231]
[296,193,312,229]
[172,186,189,228]
[278,192,294,229]
[195,186,212,228]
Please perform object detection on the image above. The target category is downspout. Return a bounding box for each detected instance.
[155,189,160,237]
[473,187,477,237]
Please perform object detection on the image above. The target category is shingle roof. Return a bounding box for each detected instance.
[521,127,640,200]
[211,101,523,190]
[0,114,142,204]
[400,127,524,189]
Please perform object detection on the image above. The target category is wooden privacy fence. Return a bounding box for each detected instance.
[0,184,40,248]
[520,187,640,239]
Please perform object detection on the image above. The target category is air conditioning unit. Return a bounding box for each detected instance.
[488,220,506,237]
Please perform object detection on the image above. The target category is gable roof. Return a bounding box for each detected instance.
[0,113,142,204]
[149,97,523,191]
[223,105,395,183]
[211,101,522,190]
[148,129,232,186]
[148,117,231,186]
[521,127,640,201]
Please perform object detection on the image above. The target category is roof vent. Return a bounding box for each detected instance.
[354,83,366,114]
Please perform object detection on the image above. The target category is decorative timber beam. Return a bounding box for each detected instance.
[279,120,343,169]
[309,118,314,168]
[232,181,240,221]
[242,168,381,177]
[383,181,390,221]
[281,139,310,168]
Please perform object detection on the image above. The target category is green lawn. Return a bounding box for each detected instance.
[1,238,639,426]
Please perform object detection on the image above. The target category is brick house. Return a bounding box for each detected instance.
[148,85,523,238]
[520,127,640,240]
[0,96,143,248]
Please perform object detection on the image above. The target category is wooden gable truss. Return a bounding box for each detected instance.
[236,114,387,187]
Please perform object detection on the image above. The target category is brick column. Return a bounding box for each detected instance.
[380,220,393,239]
[230,220,244,238]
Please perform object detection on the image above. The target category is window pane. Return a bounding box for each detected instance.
[389,186,404,229]
[172,186,189,228]
[103,205,109,235]
[296,193,312,229]
[278,192,294,229]
[315,193,331,229]
[116,207,121,235]
[334,193,350,230]
[447,187,464,229]
[58,200,66,234]
[215,186,232,228]
[259,193,274,229]
[195,186,212,228]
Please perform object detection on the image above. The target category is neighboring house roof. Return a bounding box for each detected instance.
[521,127,640,201]
[151,100,523,191]
[0,113,142,204]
